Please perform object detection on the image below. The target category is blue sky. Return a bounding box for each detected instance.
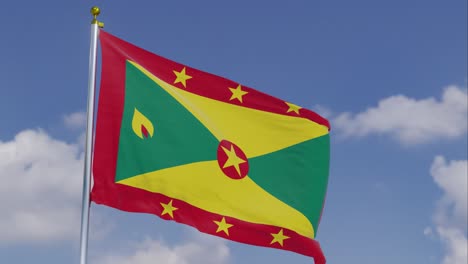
[0,1,466,264]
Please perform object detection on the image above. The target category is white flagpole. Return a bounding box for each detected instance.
[79,6,101,264]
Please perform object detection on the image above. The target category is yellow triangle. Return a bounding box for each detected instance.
[129,61,328,158]
[118,160,314,238]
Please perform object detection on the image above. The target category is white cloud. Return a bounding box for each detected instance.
[437,227,467,264]
[64,111,87,130]
[0,129,84,243]
[431,156,468,226]
[313,105,333,119]
[94,234,230,264]
[334,85,467,144]
[423,227,434,238]
[430,156,467,264]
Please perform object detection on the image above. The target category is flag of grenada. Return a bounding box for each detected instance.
[92,30,330,264]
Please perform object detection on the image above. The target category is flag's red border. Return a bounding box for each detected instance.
[91,29,326,264]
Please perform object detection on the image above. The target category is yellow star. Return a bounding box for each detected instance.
[173,67,192,88]
[222,145,247,177]
[160,200,178,218]
[228,85,248,103]
[213,217,233,236]
[285,102,302,115]
[270,229,290,247]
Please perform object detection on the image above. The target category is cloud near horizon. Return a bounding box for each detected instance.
[0,129,84,243]
[0,111,103,244]
[94,234,230,264]
[430,156,467,264]
[63,111,87,130]
[333,85,467,144]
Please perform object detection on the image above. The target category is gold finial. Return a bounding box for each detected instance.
[91,6,100,16]
[90,6,104,27]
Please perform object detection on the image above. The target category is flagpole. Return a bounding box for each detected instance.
[79,6,101,264]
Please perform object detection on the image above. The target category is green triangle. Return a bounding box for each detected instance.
[115,61,219,182]
[248,134,330,232]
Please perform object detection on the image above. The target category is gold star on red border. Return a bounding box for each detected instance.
[285,102,302,115]
[160,200,178,218]
[173,67,192,88]
[228,84,248,103]
[213,217,233,236]
[270,229,290,247]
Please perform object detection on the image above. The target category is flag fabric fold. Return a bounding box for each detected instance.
[92,29,329,264]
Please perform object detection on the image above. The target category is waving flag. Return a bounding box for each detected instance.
[92,30,330,264]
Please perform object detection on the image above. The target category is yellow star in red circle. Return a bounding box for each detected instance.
[222,145,247,177]
[173,67,192,88]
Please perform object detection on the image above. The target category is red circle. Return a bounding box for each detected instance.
[217,140,249,179]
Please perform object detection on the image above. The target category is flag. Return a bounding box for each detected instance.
[92,30,330,264]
